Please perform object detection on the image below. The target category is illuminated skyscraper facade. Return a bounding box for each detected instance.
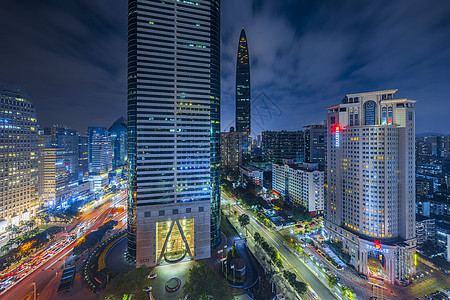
[325,90,416,283]
[127,0,221,266]
[0,83,38,226]
[235,29,250,162]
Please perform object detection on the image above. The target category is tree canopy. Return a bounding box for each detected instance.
[101,265,152,300]
[183,262,231,300]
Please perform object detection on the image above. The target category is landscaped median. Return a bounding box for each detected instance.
[83,230,125,292]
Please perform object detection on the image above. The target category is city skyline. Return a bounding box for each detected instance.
[1,0,450,135]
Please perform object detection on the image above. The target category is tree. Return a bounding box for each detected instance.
[101,265,152,300]
[328,276,338,288]
[183,262,231,300]
[254,232,263,245]
[238,214,250,236]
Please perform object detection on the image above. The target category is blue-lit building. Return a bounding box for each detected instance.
[127,0,221,266]
[108,117,127,170]
[87,127,112,174]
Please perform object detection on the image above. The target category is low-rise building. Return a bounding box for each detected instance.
[416,215,436,245]
[239,165,263,186]
[436,222,450,249]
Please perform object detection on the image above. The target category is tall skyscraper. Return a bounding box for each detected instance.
[235,28,250,163]
[325,90,416,282]
[0,82,39,226]
[87,127,112,174]
[108,117,127,170]
[127,0,221,266]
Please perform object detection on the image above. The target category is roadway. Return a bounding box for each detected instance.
[0,190,127,300]
[221,191,339,300]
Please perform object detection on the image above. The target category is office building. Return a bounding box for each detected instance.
[272,163,324,216]
[221,127,243,173]
[109,117,127,170]
[262,130,304,164]
[127,0,221,266]
[0,83,39,226]
[325,89,416,283]
[41,148,70,208]
[235,28,251,163]
[78,135,89,179]
[42,126,80,181]
[88,127,112,174]
[303,125,326,165]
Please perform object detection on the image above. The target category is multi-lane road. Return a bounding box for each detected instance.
[0,190,127,300]
[221,191,340,300]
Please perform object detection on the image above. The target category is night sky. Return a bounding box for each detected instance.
[1,0,449,136]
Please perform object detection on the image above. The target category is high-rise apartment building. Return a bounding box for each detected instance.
[325,89,416,282]
[0,83,39,226]
[221,127,243,173]
[127,0,220,266]
[87,127,112,174]
[108,117,127,170]
[235,29,251,163]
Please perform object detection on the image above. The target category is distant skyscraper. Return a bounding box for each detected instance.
[42,125,80,181]
[0,83,38,226]
[325,90,416,282]
[78,135,89,179]
[127,0,221,266]
[235,28,251,163]
[41,148,69,208]
[108,117,127,170]
[87,127,112,174]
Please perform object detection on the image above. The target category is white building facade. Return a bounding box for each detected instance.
[0,83,39,227]
[272,163,324,215]
[325,90,416,283]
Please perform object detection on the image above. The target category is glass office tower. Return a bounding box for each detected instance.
[235,28,250,163]
[127,0,221,266]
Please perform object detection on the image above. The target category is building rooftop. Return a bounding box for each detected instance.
[416,214,435,222]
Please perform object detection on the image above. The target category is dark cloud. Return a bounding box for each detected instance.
[0,0,449,135]
[0,0,127,134]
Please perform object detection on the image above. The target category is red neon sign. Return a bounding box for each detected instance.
[374,240,382,250]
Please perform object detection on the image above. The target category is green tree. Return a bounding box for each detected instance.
[101,265,152,300]
[328,276,338,287]
[253,232,263,245]
[238,214,250,236]
[183,262,231,300]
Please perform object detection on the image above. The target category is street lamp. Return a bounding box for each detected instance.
[32,282,36,300]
